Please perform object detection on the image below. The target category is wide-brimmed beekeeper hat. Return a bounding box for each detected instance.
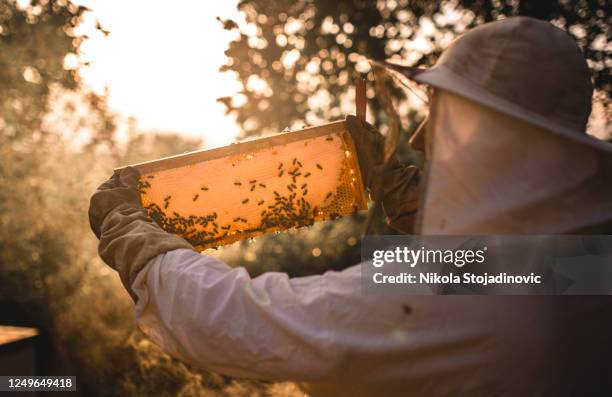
[379,16,612,154]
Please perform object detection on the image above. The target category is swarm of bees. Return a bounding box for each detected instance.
[140,156,341,249]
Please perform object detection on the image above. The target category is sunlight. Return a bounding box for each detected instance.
[72,0,244,149]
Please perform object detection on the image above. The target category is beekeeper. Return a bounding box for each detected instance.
[89,17,612,396]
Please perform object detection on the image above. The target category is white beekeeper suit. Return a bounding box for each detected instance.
[129,17,612,396]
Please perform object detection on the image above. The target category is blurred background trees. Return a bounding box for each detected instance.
[218,0,610,139]
[1,0,83,136]
[0,0,609,396]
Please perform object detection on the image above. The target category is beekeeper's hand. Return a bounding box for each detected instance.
[346,115,421,233]
[89,167,193,301]
[88,166,141,238]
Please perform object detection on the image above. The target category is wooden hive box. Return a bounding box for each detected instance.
[118,118,367,251]
[0,326,39,377]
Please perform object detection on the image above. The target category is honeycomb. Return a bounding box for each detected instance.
[127,120,367,251]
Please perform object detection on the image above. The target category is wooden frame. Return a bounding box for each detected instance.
[116,120,349,174]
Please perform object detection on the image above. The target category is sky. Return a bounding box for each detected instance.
[73,0,244,148]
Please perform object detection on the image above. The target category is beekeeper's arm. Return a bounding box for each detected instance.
[87,167,407,382]
[131,249,376,381]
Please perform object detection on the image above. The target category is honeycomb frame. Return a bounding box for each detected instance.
[117,118,367,251]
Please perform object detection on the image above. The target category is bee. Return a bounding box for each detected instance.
[147,175,155,179]
[250,185,256,191]
[301,183,307,189]
[326,192,333,199]
[278,162,283,170]
[304,172,311,178]
[326,136,333,141]
[303,189,308,196]
[292,158,297,165]
[258,200,265,206]
[278,170,284,177]
[234,181,242,186]
[193,194,199,201]
[316,164,323,170]
[201,186,208,191]
[242,198,249,204]
[297,161,302,167]
[259,183,266,188]
[250,179,257,184]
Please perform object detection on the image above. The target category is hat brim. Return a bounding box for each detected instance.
[379,61,612,155]
[374,60,428,80]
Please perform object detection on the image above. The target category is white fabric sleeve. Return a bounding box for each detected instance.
[132,248,377,381]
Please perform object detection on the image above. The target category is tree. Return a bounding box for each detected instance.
[0,0,100,320]
[0,0,116,145]
[218,0,610,138]
[1,0,81,135]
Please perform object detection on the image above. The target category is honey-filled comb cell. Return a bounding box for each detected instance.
[117,119,367,251]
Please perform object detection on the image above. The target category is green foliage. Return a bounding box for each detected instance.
[0,0,85,136]
[218,0,610,138]
[0,0,117,147]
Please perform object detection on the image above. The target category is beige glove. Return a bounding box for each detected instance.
[346,115,421,233]
[89,167,194,301]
